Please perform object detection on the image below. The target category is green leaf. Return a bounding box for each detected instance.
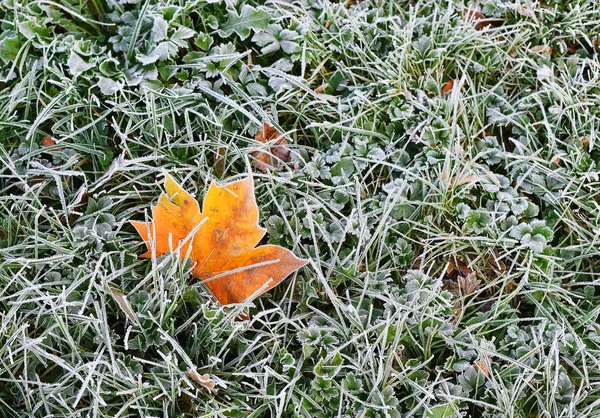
[302,343,314,358]
[220,5,270,40]
[426,403,455,418]
[205,15,219,30]
[152,16,168,42]
[97,76,123,95]
[252,24,300,55]
[0,35,20,62]
[67,51,95,75]
[195,32,213,50]
[171,27,195,47]
[17,19,51,40]
[330,157,355,178]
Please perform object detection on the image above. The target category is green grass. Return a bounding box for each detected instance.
[1,0,600,416]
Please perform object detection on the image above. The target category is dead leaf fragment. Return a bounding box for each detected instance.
[42,136,55,147]
[451,259,473,278]
[108,287,138,324]
[474,359,491,377]
[517,7,536,19]
[441,79,454,94]
[131,173,308,305]
[531,45,552,55]
[464,8,492,30]
[252,123,291,173]
[459,273,482,296]
[187,368,217,393]
[314,83,329,94]
[449,174,481,186]
[447,273,481,297]
[488,247,507,272]
[581,135,591,147]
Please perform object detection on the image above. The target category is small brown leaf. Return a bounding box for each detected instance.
[252,123,291,173]
[455,259,473,277]
[489,247,507,272]
[187,368,217,393]
[531,45,552,55]
[517,7,535,19]
[464,8,493,30]
[441,79,454,94]
[581,135,591,146]
[447,273,481,297]
[314,83,328,94]
[108,288,138,324]
[459,273,482,295]
[450,175,481,186]
[42,136,55,147]
[474,359,491,377]
[214,147,226,177]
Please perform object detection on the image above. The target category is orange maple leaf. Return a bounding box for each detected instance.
[131,173,307,305]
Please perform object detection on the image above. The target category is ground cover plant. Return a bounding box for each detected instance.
[1,0,600,416]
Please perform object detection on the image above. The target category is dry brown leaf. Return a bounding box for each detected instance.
[454,259,473,278]
[214,147,226,177]
[474,359,491,377]
[517,7,536,19]
[489,247,507,272]
[447,273,481,297]
[187,368,217,393]
[441,79,454,94]
[464,8,493,30]
[450,175,481,186]
[42,136,55,147]
[314,83,329,94]
[531,45,552,55]
[131,173,307,305]
[108,287,138,324]
[581,135,591,146]
[252,123,291,173]
[459,273,482,296]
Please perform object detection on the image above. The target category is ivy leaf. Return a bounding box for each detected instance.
[220,5,270,40]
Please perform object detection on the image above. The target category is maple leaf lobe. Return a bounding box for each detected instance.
[130,172,202,258]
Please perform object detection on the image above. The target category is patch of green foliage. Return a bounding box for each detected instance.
[1,0,600,416]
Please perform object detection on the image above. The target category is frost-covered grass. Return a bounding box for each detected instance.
[1,0,600,417]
